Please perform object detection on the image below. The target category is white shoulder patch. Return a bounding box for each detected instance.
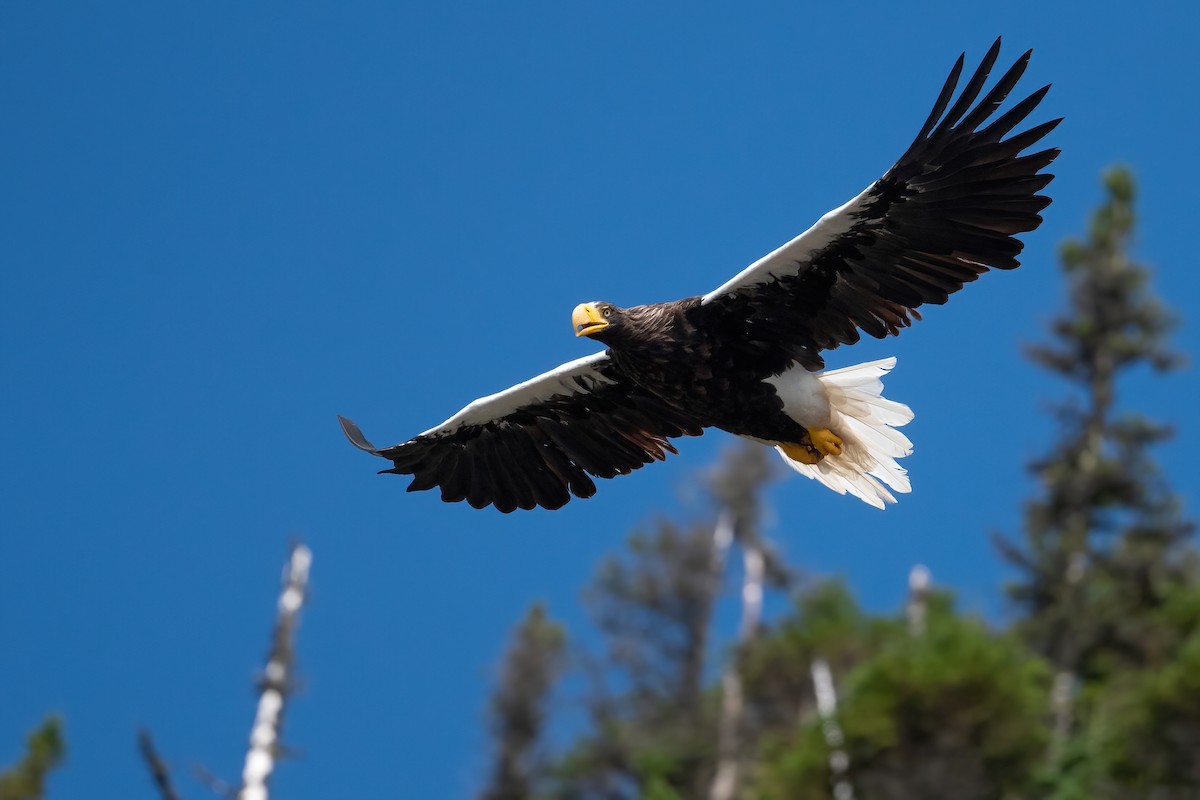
[419,351,615,436]
[700,182,876,305]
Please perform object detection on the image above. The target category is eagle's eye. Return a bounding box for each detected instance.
[603,307,612,318]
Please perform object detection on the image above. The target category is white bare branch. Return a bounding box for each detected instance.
[711,514,764,800]
[811,658,855,800]
[240,542,312,800]
[905,564,931,636]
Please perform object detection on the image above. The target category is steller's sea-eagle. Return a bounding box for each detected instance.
[339,38,1059,512]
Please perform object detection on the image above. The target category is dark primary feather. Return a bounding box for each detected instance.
[338,360,703,512]
[701,37,1060,370]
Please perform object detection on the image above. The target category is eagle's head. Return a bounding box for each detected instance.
[572,301,623,343]
[573,299,662,347]
[573,301,673,348]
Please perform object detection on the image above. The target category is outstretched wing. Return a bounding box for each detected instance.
[339,353,704,512]
[699,38,1061,370]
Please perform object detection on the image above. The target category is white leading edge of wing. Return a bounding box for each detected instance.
[418,351,615,437]
[700,182,877,305]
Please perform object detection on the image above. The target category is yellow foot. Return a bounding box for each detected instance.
[779,440,823,465]
[809,428,843,457]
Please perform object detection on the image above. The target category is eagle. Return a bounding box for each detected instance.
[340,38,1059,512]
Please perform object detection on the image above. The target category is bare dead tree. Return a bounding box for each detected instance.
[240,542,312,800]
[811,658,855,800]
[710,537,764,800]
[905,565,931,637]
[710,444,778,800]
[709,512,738,800]
[136,542,312,800]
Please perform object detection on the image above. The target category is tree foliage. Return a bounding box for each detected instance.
[999,167,1193,680]
[6,167,1193,799]
[990,168,1197,793]
[756,595,1050,800]
[483,603,566,800]
[0,717,64,800]
[477,167,1194,800]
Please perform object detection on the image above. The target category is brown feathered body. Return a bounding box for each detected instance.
[593,300,810,445]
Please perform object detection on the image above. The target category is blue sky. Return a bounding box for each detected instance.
[2,3,1197,798]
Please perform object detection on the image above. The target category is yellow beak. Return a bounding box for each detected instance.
[572,302,608,337]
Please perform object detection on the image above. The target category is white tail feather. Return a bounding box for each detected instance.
[775,357,914,509]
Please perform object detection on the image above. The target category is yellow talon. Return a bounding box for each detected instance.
[809,428,843,457]
[779,440,824,465]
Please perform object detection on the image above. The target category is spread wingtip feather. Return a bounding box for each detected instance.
[338,415,380,454]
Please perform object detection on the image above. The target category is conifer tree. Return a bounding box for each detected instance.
[557,517,721,799]
[520,444,777,799]
[476,167,1195,799]
[997,168,1192,734]
[482,603,566,800]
